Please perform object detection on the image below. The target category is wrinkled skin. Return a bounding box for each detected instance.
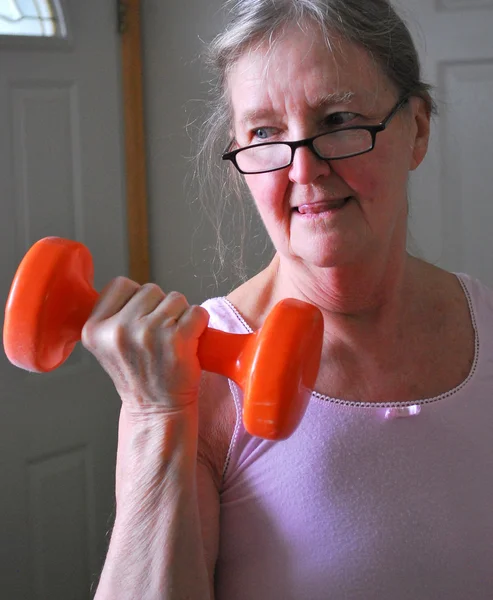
[82,278,209,412]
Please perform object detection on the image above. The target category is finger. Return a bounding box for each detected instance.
[145,291,191,327]
[91,277,141,321]
[174,305,210,338]
[119,283,167,320]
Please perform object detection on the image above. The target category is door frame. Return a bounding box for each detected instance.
[120,0,150,284]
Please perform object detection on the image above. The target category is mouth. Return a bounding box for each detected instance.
[294,196,353,215]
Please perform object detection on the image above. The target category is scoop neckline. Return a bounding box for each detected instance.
[218,273,480,409]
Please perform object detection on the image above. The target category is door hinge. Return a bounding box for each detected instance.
[117,0,128,34]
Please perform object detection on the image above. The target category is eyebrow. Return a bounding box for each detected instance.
[238,108,277,127]
[313,90,356,108]
[238,90,357,127]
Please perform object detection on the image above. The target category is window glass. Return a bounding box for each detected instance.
[0,0,64,37]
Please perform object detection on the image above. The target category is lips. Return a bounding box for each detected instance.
[296,197,352,214]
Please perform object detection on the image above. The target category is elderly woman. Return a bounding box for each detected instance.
[90,1,493,598]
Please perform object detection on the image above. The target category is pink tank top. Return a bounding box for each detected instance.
[202,273,493,599]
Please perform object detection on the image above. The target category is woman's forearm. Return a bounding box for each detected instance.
[95,405,211,600]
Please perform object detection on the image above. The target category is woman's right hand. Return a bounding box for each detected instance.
[89,278,213,599]
[81,277,210,413]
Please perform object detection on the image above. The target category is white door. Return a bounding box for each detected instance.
[0,1,127,598]
[401,0,493,284]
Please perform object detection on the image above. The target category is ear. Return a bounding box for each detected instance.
[409,96,431,171]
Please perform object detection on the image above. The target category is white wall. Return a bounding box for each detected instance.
[142,1,493,302]
[142,0,271,305]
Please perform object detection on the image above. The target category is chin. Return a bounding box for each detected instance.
[288,235,357,266]
[291,247,356,270]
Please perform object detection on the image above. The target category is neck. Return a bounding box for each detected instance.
[272,251,413,318]
[229,236,426,353]
[269,252,427,396]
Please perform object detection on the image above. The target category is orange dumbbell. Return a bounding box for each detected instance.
[3,237,323,440]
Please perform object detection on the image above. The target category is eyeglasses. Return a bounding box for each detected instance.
[222,95,410,175]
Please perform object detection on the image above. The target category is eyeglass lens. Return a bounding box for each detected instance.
[235,129,373,173]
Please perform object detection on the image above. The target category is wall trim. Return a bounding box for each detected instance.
[120,0,150,284]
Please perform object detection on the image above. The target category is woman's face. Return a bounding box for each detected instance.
[227,26,430,270]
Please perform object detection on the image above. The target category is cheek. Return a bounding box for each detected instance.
[336,140,410,203]
[335,160,381,199]
[245,172,289,218]
[244,172,292,252]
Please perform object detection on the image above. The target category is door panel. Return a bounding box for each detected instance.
[0,1,127,597]
[403,1,493,283]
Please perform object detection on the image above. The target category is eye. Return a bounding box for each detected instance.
[324,112,358,128]
[252,127,276,141]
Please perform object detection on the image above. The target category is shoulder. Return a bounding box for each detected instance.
[456,272,493,308]
[425,266,493,354]
[453,272,493,334]
[411,259,493,322]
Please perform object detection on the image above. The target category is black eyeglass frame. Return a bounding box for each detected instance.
[222,95,411,175]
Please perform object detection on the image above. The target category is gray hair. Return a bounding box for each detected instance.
[195,0,436,285]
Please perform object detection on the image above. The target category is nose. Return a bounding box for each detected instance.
[288,145,331,185]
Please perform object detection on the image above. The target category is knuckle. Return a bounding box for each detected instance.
[132,322,154,349]
[82,318,126,353]
[99,322,127,353]
[112,276,136,291]
[81,319,98,349]
[99,276,139,301]
[189,304,209,322]
[113,275,128,286]
[108,322,128,350]
[166,290,188,305]
[141,282,164,296]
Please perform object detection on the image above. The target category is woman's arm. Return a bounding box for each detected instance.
[95,404,212,600]
[78,279,215,599]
